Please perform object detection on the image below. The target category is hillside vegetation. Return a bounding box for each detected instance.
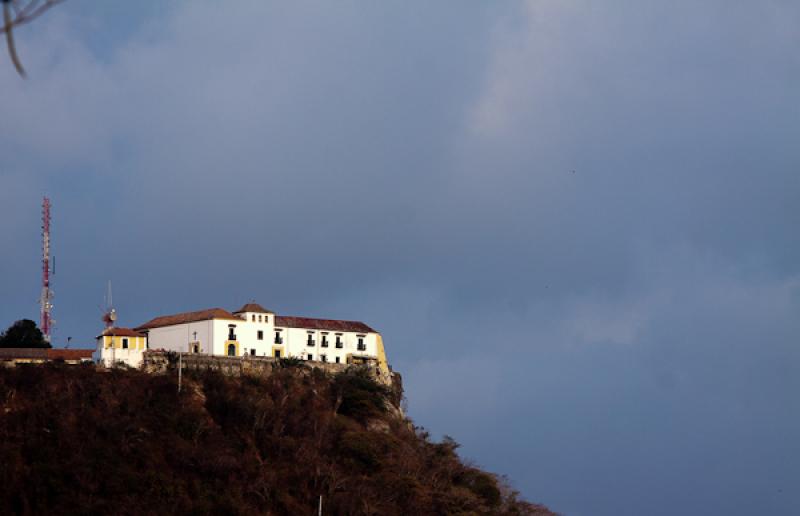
[0,363,553,515]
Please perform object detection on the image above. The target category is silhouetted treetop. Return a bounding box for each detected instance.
[0,318,50,348]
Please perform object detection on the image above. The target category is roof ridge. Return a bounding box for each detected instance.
[136,307,242,330]
[277,314,368,323]
[233,302,272,314]
[98,327,145,338]
[274,315,377,333]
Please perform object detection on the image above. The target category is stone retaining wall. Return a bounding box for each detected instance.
[142,351,394,386]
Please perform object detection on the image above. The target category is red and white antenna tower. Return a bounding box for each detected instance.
[39,196,54,342]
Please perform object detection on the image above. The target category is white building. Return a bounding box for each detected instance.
[134,302,390,374]
[94,327,148,368]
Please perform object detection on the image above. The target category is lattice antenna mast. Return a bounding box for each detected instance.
[39,196,54,342]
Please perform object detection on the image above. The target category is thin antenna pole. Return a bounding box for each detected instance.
[318,495,322,516]
[39,197,53,342]
[178,353,182,393]
[103,280,117,329]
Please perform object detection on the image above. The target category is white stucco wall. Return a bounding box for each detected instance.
[211,313,275,357]
[279,327,377,363]
[147,320,214,354]
[94,337,146,368]
[238,311,275,356]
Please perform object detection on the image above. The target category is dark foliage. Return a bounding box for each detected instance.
[332,368,391,422]
[0,365,554,515]
[0,319,50,348]
[274,356,304,368]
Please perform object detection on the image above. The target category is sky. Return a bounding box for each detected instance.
[0,1,798,514]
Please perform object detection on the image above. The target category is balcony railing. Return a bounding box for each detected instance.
[274,338,284,344]
[335,342,343,349]
[306,340,315,347]
[357,344,366,351]
[321,340,328,348]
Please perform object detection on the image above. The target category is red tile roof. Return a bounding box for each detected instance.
[274,316,376,334]
[136,308,242,330]
[0,348,48,359]
[46,349,94,360]
[135,306,377,334]
[0,348,93,361]
[233,302,272,314]
[98,327,144,338]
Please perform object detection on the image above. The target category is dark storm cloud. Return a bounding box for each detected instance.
[0,1,798,514]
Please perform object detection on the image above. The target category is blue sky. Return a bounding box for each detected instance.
[1,2,798,514]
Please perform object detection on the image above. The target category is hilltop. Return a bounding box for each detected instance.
[0,363,553,515]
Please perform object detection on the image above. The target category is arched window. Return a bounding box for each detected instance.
[227,343,236,356]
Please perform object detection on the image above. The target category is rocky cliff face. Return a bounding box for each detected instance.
[0,363,554,515]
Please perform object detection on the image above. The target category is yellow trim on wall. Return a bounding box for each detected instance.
[271,345,285,358]
[375,334,390,375]
[224,340,240,356]
[103,335,147,350]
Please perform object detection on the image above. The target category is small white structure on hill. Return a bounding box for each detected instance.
[126,302,389,373]
[94,327,148,368]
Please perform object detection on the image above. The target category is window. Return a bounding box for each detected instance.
[335,335,343,348]
[321,354,327,362]
[228,325,237,341]
[250,349,256,356]
[264,315,269,323]
[258,315,262,322]
[307,354,313,361]
[192,343,199,353]
[227,344,236,356]
[257,330,263,340]
[274,332,283,344]
[335,356,340,364]
[307,334,315,346]
[357,337,366,351]
[274,349,281,358]
[122,338,128,349]
[321,336,328,347]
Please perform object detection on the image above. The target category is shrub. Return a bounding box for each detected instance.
[332,369,390,422]
[274,357,303,369]
[337,431,383,470]
[457,468,502,507]
[165,350,179,365]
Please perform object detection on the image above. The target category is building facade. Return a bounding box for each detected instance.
[94,327,148,368]
[0,348,94,366]
[132,302,389,373]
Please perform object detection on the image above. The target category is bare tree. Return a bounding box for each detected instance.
[1,0,64,77]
